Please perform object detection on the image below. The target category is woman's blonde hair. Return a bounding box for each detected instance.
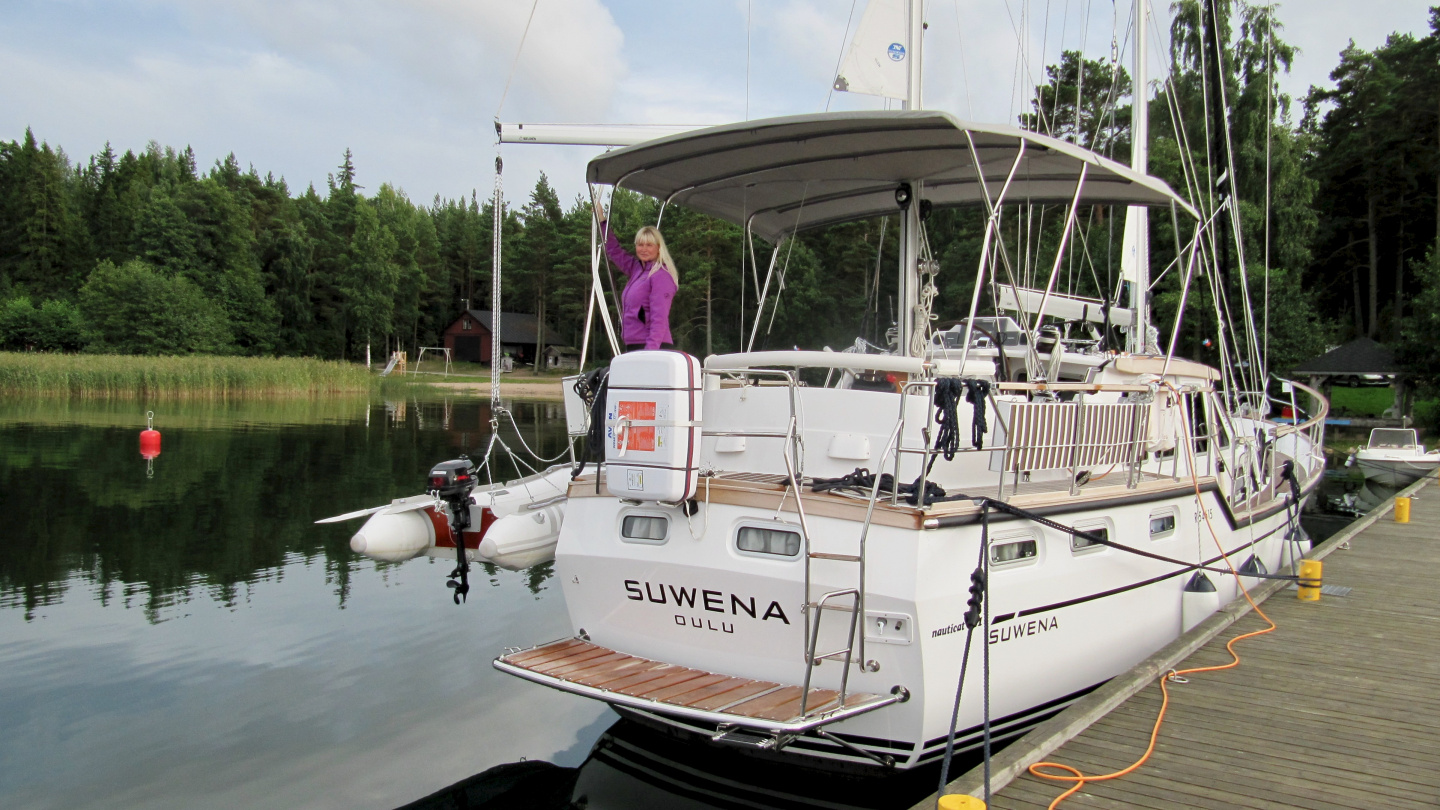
[635,226,679,285]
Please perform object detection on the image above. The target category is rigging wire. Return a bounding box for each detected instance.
[825,0,861,112]
[494,0,541,119]
[1263,12,1274,381]
[951,0,976,118]
[490,157,505,407]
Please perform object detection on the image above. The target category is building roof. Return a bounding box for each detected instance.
[455,310,561,346]
[1291,337,1404,375]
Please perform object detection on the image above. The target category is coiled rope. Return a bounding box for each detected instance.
[928,377,992,476]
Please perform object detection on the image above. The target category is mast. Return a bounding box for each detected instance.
[1121,0,1150,353]
[898,0,924,355]
[904,0,923,111]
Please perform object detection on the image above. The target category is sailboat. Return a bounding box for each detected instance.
[488,0,1327,769]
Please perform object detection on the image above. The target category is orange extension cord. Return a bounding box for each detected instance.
[1026,390,1282,810]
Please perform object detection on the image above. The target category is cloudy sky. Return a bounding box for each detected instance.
[3,0,1431,207]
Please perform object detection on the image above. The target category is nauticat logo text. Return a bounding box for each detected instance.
[930,615,1060,643]
[624,579,790,634]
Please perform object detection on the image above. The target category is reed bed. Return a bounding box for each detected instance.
[0,353,394,397]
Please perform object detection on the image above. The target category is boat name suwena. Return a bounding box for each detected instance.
[624,579,791,624]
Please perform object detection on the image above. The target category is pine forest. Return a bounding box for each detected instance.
[1,3,1436,396]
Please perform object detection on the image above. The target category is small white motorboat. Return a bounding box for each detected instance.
[1350,428,1440,487]
[317,465,571,570]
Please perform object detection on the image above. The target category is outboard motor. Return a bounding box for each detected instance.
[429,457,476,603]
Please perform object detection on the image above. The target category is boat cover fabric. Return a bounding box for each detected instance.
[587,111,1197,242]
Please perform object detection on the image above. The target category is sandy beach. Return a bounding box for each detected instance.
[427,381,565,400]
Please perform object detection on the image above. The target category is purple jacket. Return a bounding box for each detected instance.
[605,229,677,349]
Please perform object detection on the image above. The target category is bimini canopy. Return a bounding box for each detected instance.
[587,110,1197,243]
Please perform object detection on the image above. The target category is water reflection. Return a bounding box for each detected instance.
[0,396,569,620]
[0,395,598,810]
[403,718,961,810]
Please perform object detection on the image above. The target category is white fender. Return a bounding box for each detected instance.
[350,509,434,563]
[478,503,566,571]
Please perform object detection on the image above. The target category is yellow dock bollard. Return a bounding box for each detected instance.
[1297,559,1323,602]
[1394,496,1411,523]
[938,796,987,810]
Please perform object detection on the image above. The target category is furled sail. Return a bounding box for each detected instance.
[832,0,909,100]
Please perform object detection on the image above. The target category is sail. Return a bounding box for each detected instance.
[832,0,909,101]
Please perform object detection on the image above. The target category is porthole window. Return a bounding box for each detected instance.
[1149,512,1177,539]
[1072,525,1108,553]
[621,514,669,545]
[736,525,801,558]
[991,538,1037,565]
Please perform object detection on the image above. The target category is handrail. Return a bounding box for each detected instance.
[1272,378,1328,437]
[705,350,993,378]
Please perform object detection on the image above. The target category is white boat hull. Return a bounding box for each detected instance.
[1355,451,1439,487]
[548,479,1304,768]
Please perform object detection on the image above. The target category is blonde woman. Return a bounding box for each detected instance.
[596,202,679,351]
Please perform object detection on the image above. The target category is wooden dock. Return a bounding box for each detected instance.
[922,478,1439,809]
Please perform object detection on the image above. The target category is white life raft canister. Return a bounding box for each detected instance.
[604,350,703,502]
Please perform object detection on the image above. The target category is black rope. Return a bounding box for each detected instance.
[975,495,1302,582]
[965,379,991,450]
[928,378,990,476]
[928,378,964,473]
[937,503,990,804]
[857,467,1307,582]
[570,367,609,492]
[1279,459,1301,503]
[809,468,945,507]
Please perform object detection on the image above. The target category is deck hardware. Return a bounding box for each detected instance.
[865,660,881,672]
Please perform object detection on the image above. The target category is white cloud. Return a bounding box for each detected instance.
[155,0,627,120]
[1,0,1431,209]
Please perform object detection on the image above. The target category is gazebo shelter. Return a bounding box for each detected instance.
[1291,337,1408,420]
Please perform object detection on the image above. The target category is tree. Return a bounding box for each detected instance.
[1305,12,1440,342]
[513,174,564,371]
[5,130,89,297]
[79,259,232,354]
[340,203,398,366]
[1020,50,1132,158]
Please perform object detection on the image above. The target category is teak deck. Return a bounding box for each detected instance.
[966,479,1440,809]
[498,638,885,725]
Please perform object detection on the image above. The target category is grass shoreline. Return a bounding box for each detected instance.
[0,352,401,397]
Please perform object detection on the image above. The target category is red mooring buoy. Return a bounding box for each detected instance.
[140,410,162,460]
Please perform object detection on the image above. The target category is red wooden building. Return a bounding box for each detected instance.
[443,310,559,365]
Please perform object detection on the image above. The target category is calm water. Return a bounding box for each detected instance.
[0,394,1018,810]
[0,395,615,810]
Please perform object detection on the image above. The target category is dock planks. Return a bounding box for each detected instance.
[924,479,1440,809]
